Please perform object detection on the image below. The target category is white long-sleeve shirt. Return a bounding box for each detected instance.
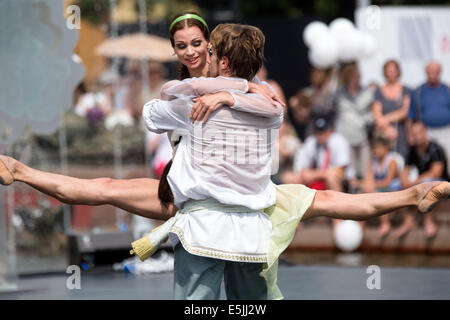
[142,76,283,262]
[144,76,283,210]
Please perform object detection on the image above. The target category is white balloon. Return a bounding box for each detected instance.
[336,29,364,62]
[360,33,378,58]
[329,18,355,37]
[333,220,363,252]
[308,35,339,69]
[303,21,330,48]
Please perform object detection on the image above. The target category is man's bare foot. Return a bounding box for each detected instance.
[0,156,16,185]
[424,220,438,239]
[416,181,450,214]
[378,222,391,238]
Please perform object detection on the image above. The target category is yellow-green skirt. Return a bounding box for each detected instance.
[262,184,316,300]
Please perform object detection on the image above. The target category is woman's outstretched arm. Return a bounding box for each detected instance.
[301,181,449,221]
[1,156,176,221]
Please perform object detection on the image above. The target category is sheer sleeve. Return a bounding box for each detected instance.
[160,77,248,101]
[160,76,283,119]
[231,92,283,119]
[142,98,190,134]
[230,78,284,118]
[230,76,284,117]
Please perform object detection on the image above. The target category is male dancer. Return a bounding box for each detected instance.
[142,23,282,300]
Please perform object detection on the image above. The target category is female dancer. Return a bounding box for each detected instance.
[1,14,449,299]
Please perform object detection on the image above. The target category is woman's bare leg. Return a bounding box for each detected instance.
[302,181,450,221]
[1,156,175,221]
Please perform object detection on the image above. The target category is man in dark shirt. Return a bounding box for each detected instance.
[408,61,450,168]
[398,120,449,238]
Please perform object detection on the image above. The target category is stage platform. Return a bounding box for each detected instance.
[1,263,449,300]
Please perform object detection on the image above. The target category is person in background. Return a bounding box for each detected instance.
[103,68,135,130]
[304,67,337,120]
[146,131,172,180]
[256,65,301,183]
[288,90,312,141]
[271,118,302,185]
[73,71,116,126]
[282,116,350,191]
[282,116,350,229]
[372,59,411,160]
[73,82,88,109]
[335,63,374,182]
[363,135,402,237]
[256,64,286,113]
[408,61,450,167]
[398,120,450,239]
[288,67,337,141]
[141,62,168,110]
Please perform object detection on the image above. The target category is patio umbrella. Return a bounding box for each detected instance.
[95,33,177,62]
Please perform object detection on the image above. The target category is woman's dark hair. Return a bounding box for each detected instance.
[158,159,174,207]
[158,13,209,207]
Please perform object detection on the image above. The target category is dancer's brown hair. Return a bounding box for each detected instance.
[210,23,265,81]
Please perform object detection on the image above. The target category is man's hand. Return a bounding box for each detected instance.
[248,82,286,107]
[191,92,235,123]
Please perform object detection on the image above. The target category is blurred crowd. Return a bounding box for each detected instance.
[277,59,450,239]
[72,58,449,240]
[73,60,172,179]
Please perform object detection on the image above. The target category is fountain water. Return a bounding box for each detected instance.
[0,0,83,287]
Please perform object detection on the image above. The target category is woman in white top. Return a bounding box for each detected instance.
[335,63,374,180]
[1,14,449,300]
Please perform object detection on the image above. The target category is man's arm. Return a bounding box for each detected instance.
[416,162,445,183]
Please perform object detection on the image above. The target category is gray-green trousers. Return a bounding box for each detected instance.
[173,243,267,300]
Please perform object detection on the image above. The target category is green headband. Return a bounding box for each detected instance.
[169,14,209,33]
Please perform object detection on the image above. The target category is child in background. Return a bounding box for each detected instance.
[363,135,403,237]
